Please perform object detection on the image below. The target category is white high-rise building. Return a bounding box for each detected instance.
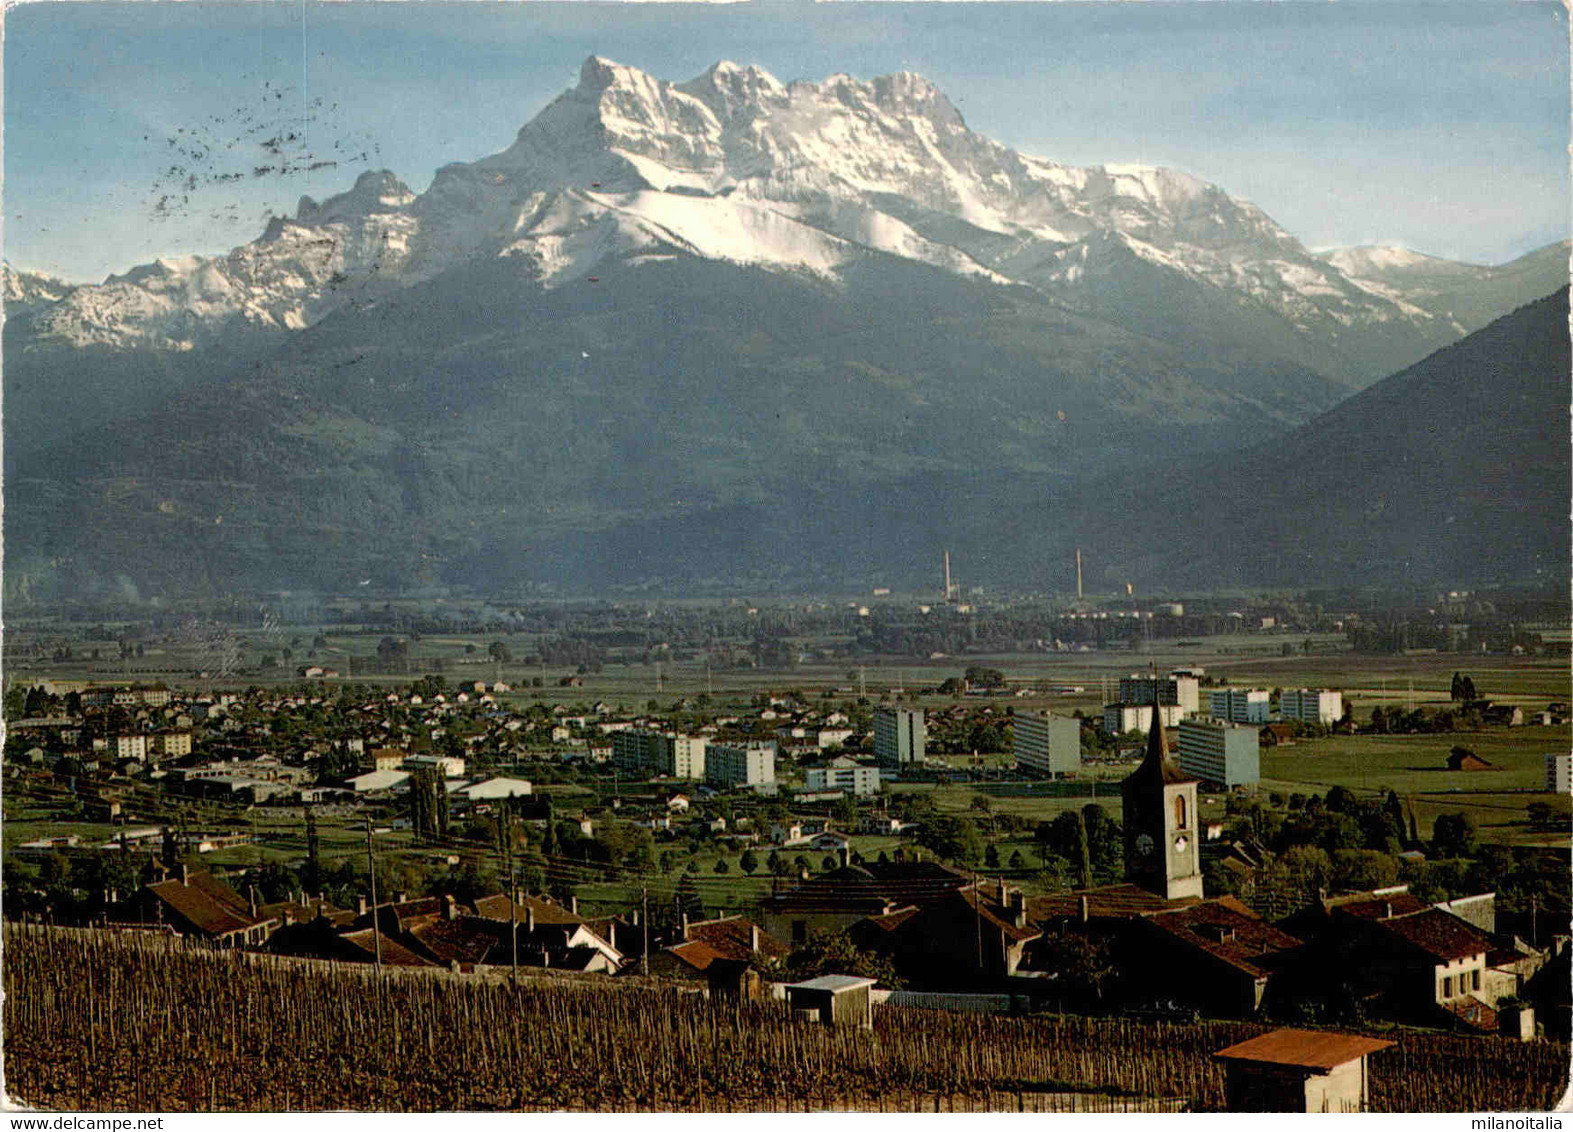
[874,708,925,768]
[1279,688,1344,725]
[1103,702,1185,736]
[1210,689,1271,724]
[1014,711,1082,776]
[705,743,775,789]
[1545,752,1570,794]
[1177,718,1260,788]
[1119,673,1201,717]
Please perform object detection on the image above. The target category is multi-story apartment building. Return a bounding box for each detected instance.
[803,757,881,796]
[1177,718,1260,788]
[1102,702,1185,736]
[1545,752,1571,794]
[1279,688,1344,725]
[1210,689,1271,724]
[612,729,707,779]
[1014,710,1082,777]
[111,734,149,761]
[873,708,924,768]
[1118,672,1201,717]
[705,742,776,790]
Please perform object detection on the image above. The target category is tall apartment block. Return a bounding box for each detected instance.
[1103,702,1185,736]
[1118,672,1201,717]
[1014,710,1083,777]
[705,742,776,790]
[1210,688,1271,724]
[1177,718,1261,788]
[1279,688,1344,725]
[873,707,925,768]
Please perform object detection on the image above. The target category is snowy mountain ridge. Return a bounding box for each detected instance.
[6,55,1552,372]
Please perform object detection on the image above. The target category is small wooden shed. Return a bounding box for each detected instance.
[784,974,878,1030]
[1213,1028,1394,1112]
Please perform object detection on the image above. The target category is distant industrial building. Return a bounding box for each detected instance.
[1546,752,1571,794]
[1211,689,1271,724]
[1177,718,1261,788]
[1119,672,1201,716]
[1014,710,1082,776]
[873,708,925,768]
[1103,702,1185,736]
[706,743,776,790]
[804,757,881,796]
[1279,689,1344,726]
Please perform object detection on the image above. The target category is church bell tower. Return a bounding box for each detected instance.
[1120,689,1204,900]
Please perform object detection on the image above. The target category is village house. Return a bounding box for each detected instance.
[648,915,789,980]
[115,867,277,947]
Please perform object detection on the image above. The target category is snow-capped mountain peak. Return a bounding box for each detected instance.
[9,55,1516,377]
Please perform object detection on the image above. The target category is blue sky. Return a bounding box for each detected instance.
[5,1,1567,282]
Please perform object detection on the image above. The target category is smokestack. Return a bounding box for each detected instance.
[358,895,368,916]
[944,550,953,601]
[1078,894,1090,924]
[838,846,851,868]
[681,912,690,937]
[179,864,190,886]
[1075,548,1083,600]
[569,895,579,915]
[442,894,457,921]
[751,924,760,953]
[526,905,536,933]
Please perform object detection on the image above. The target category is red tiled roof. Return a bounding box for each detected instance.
[683,917,790,962]
[1214,1029,1394,1071]
[340,928,434,967]
[1335,893,1430,920]
[409,916,507,965]
[1379,909,1492,962]
[147,873,267,938]
[1144,898,1302,979]
[1027,883,1202,921]
[473,893,583,927]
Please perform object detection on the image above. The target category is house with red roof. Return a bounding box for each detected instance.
[121,867,277,947]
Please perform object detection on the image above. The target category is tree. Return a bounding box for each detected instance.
[983,844,1000,869]
[785,929,902,987]
[1038,930,1116,1004]
[1461,675,1478,701]
[1008,849,1025,870]
[713,858,730,875]
[739,849,759,876]
[1432,812,1478,859]
[916,814,984,865]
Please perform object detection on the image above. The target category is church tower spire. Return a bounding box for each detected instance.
[1120,681,1204,900]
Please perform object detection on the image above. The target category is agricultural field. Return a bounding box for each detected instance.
[4,925,1565,1113]
[1260,727,1567,847]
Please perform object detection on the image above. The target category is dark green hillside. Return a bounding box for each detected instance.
[5,251,1343,600]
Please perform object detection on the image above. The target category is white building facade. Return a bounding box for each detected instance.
[1210,689,1271,724]
[1279,688,1344,725]
[1014,710,1082,776]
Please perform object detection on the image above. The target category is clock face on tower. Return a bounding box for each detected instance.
[1136,833,1155,857]
[1174,835,1190,854]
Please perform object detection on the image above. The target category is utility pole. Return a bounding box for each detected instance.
[509,812,518,986]
[364,816,382,969]
[972,867,983,973]
[859,666,866,699]
[640,886,650,977]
